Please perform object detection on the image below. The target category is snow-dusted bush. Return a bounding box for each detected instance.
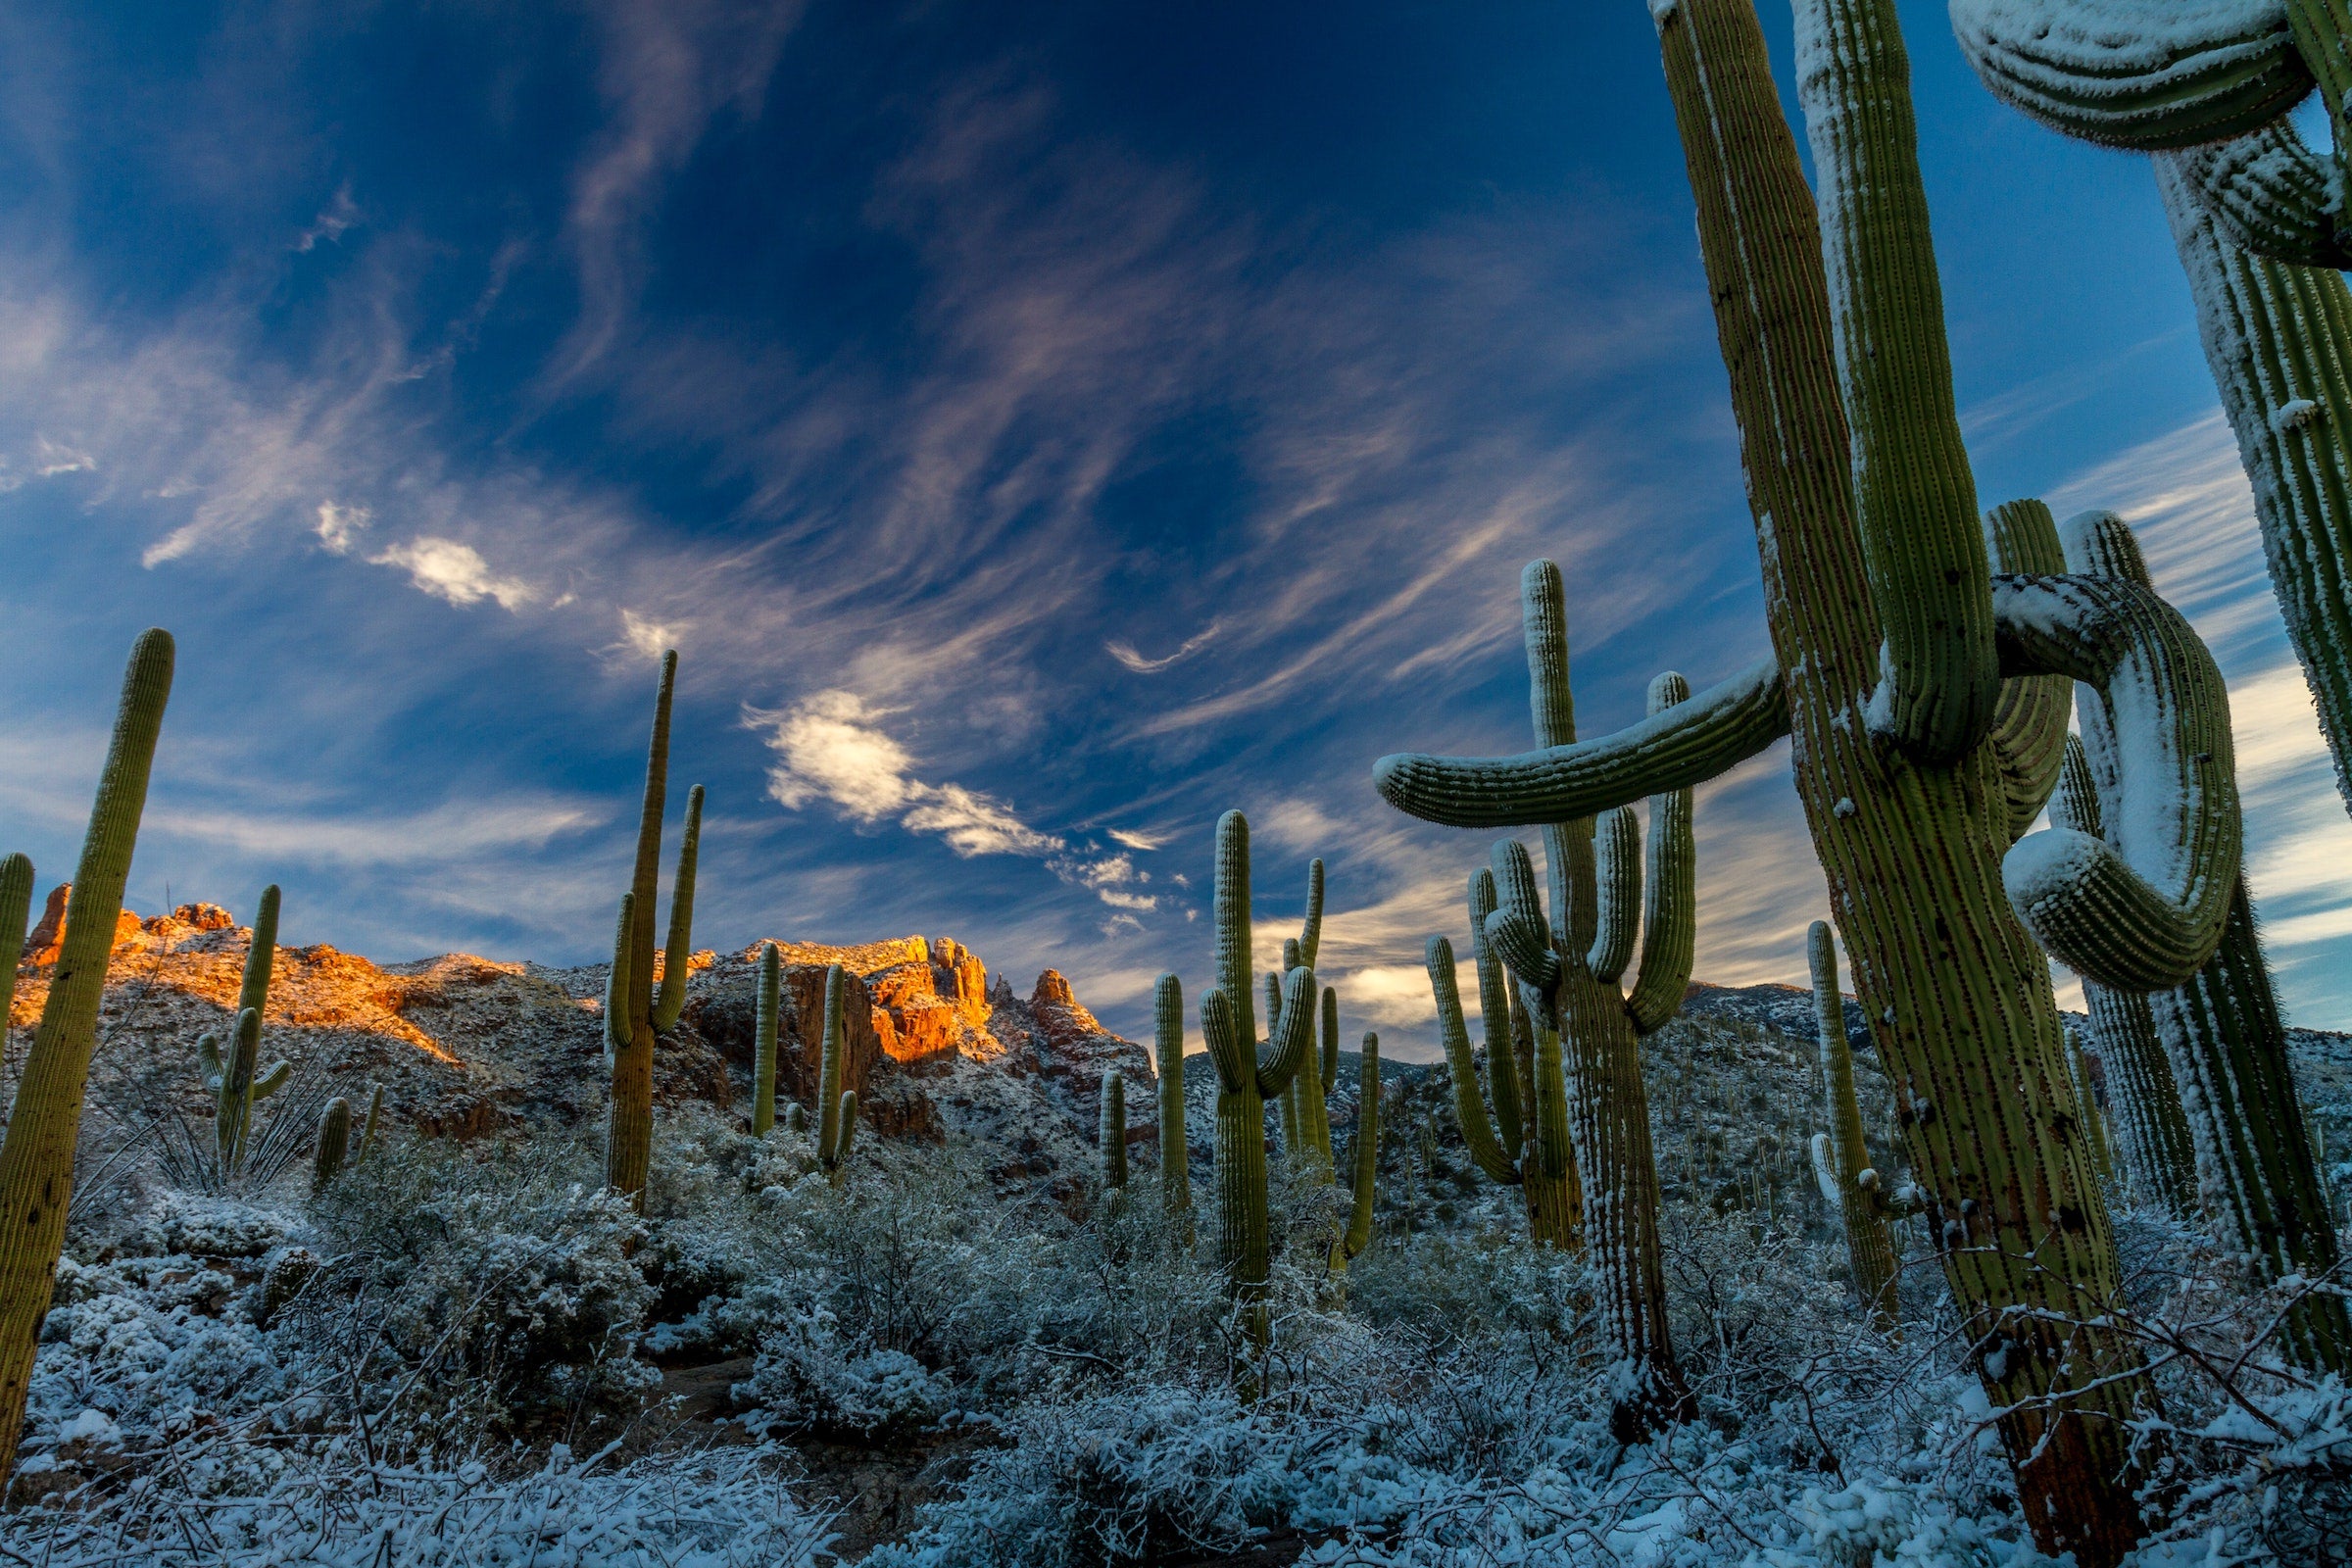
[1,1439,839,1567]
[735,1299,945,1439]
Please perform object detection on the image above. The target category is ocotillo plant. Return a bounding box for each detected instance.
[0,854,30,1028]
[313,1096,351,1196]
[1425,868,1579,1249]
[814,964,856,1184]
[2062,508,2352,1374]
[1329,1033,1380,1273]
[2052,738,2201,1216]
[1155,973,1193,1234]
[1375,4,2255,1552]
[1200,810,1317,1357]
[607,650,705,1209]
[1954,4,2352,824]
[751,942,781,1137]
[1100,1070,1128,1192]
[0,628,172,1484]
[1805,922,1920,1334]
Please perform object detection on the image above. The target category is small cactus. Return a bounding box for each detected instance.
[1806,922,1920,1334]
[815,965,856,1183]
[752,942,781,1137]
[1154,973,1192,1234]
[0,628,173,1482]
[354,1083,384,1167]
[255,1248,321,1330]
[200,890,293,1174]
[1330,1034,1380,1272]
[1100,1070,1128,1192]
[0,854,30,1032]
[313,1097,351,1195]
[785,1102,808,1135]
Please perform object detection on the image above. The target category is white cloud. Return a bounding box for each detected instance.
[751,690,1059,857]
[1053,851,1158,911]
[618,608,680,659]
[295,185,361,253]
[33,436,92,476]
[315,500,368,555]
[368,537,538,612]
[1107,826,1168,851]
[1105,618,1222,673]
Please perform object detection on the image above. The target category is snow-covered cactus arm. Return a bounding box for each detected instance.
[1948,0,2313,150]
[1373,654,1788,829]
[1467,868,1525,1159]
[2164,120,2352,270]
[1796,0,1999,762]
[1991,558,2241,990]
[1484,838,1562,1020]
[1255,966,1318,1099]
[1624,672,1696,1035]
[603,892,635,1060]
[1588,808,1641,985]
[1298,859,1323,969]
[1983,500,2076,841]
[0,855,25,1027]
[652,783,703,1033]
[1426,935,1522,1187]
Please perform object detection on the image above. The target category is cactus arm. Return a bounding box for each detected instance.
[1624,672,1697,1035]
[1155,973,1193,1225]
[197,1033,224,1094]
[603,893,634,1060]
[1795,0,1999,763]
[1099,1070,1128,1191]
[1810,1134,1842,1204]
[1519,562,1602,957]
[752,942,780,1137]
[1200,987,1249,1096]
[1334,1033,1380,1267]
[1465,868,1524,1159]
[651,783,703,1033]
[833,1090,857,1173]
[1809,920,1901,1329]
[815,964,846,1168]
[1296,985,1337,1180]
[1427,935,1521,1187]
[356,1083,383,1165]
[1319,985,1339,1098]
[313,1097,351,1196]
[1587,807,1641,985]
[1254,966,1317,1101]
[1948,0,2312,151]
[238,884,279,1025]
[219,1006,261,1170]
[1213,811,1256,1051]
[2065,1029,2117,1179]
[1298,858,1323,969]
[0,856,24,1030]
[251,1060,291,1100]
[608,649,674,1206]
[2156,153,2352,816]
[1992,567,2241,990]
[1983,501,2076,842]
[1372,653,1788,830]
[2165,121,2352,270]
[1485,839,1562,1020]
[2281,1,2352,228]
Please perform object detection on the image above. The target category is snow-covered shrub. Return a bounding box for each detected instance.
[735,1300,945,1439]
[134,1191,294,1258]
[1,1439,839,1567]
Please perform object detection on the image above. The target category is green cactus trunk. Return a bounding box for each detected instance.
[239,884,279,1024]
[1100,1070,1128,1192]
[607,650,673,1208]
[1331,1033,1379,1272]
[1155,973,1194,1236]
[1426,922,1580,1250]
[652,784,703,1033]
[816,963,852,1181]
[313,1096,351,1196]
[0,629,172,1484]
[355,1083,383,1166]
[0,855,30,1033]
[752,942,780,1138]
[1808,922,1904,1333]
[2063,1030,2115,1181]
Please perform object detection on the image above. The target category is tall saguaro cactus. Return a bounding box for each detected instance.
[606,650,705,1209]
[1367,2,2266,1552]
[0,628,173,1484]
[200,889,292,1174]
[1272,863,1333,1179]
[1099,1071,1128,1193]
[0,855,32,1037]
[2054,739,2202,1217]
[752,942,781,1138]
[1806,923,1919,1333]
[1154,973,1193,1235]
[1329,1034,1380,1273]
[813,964,857,1183]
[2062,509,2351,1374]
[1200,810,1317,1357]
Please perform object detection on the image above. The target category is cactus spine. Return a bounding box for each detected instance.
[1367,1,2267,1548]
[0,628,172,1483]
[752,942,781,1138]
[608,649,705,1209]
[814,964,855,1183]
[1099,1070,1128,1192]
[1806,922,1918,1333]
[313,1096,351,1195]
[2064,510,2352,1375]
[1330,1033,1379,1272]
[1200,810,1317,1357]
[0,855,29,1033]
[2051,738,2201,1216]
[1154,973,1193,1233]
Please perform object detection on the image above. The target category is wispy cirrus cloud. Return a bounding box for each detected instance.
[1106,619,1223,673]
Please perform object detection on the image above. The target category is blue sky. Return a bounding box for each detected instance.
[2,0,2347,1057]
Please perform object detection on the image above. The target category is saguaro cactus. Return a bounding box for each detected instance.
[1100,1070,1128,1192]
[0,628,172,1483]
[1200,810,1317,1356]
[1806,922,1920,1333]
[313,1096,352,1195]
[814,964,857,1183]
[355,1083,384,1167]
[607,650,706,1208]
[2063,1030,2116,1182]
[1272,864,1333,1178]
[751,942,781,1138]
[2053,739,2201,1216]
[200,888,292,1173]
[1155,973,1193,1233]
[0,855,30,1029]
[1368,3,2264,1552]
[2062,509,2352,1374]
[1330,1034,1380,1273]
